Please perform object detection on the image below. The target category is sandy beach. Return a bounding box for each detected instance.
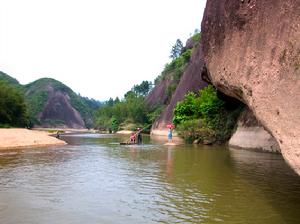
[0,128,66,150]
[116,130,133,134]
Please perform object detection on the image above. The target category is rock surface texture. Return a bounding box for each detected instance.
[201,0,300,173]
[145,78,172,108]
[39,86,85,129]
[151,44,208,135]
[229,108,280,153]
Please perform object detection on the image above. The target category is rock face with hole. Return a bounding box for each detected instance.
[201,0,300,173]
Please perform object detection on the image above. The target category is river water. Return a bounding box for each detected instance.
[0,134,299,224]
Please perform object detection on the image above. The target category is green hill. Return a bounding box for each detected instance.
[0,72,100,128]
[0,71,21,87]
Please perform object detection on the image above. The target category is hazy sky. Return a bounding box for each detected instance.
[0,0,207,101]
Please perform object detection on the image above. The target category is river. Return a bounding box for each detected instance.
[0,134,299,224]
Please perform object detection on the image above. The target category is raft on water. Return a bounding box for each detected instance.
[120,142,138,145]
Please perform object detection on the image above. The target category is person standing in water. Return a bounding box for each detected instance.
[168,128,173,143]
[130,132,136,143]
[137,128,142,144]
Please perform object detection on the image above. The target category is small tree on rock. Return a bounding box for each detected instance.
[170,39,183,60]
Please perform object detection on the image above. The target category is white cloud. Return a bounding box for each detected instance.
[0,0,207,100]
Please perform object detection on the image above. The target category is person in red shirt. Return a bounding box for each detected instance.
[130,132,136,143]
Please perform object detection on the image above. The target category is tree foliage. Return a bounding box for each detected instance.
[95,80,157,132]
[173,85,242,143]
[153,47,193,103]
[0,81,28,127]
[133,81,152,97]
[170,39,183,60]
[95,94,148,132]
[96,94,139,131]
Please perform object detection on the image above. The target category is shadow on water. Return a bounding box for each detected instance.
[228,148,300,223]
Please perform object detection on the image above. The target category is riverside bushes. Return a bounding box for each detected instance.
[173,85,243,144]
[95,81,155,133]
[0,81,28,127]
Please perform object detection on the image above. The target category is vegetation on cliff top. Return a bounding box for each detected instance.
[154,31,200,104]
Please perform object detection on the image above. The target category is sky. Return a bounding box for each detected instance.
[0,0,207,101]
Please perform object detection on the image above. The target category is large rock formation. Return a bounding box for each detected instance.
[150,43,208,135]
[229,107,280,153]
[145,78,172,108]
[25,78,97,128]
[38,85,85,128]
[201,0,300,173]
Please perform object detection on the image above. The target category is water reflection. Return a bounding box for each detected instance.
[0,134,299,224]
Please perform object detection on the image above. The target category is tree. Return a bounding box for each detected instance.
[124,90,136,100]
[114,97,120,104]
[133,81,152,97]
[0,81,28,127]
[107,97,114,106]
[170,39,183,60]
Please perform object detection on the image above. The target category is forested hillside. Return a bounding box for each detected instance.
[0,72,100,128]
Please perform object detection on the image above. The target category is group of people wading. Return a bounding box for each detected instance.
[129,128,142,144]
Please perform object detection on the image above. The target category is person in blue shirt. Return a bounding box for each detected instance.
[168,128,173,142]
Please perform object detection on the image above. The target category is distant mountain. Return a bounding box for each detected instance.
[0,72,101,128]
[0,71,21,86]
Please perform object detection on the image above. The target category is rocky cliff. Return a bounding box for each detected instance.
[37,85,85,128]
[229,107,280,153]
[145,78,172,108]
[149,41,208,136]
[201,0,300,173]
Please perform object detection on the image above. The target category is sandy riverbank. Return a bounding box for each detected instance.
[116,130,134,134]
[33,128,97,134]
[0,128,66,150]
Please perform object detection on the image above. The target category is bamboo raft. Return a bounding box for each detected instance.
[119,142,138,145]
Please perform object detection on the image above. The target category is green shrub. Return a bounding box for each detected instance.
[198,85,224,118]
[182,49,192,62]
[192,33,201,42]
[166,83,178,100]
[173,85,242,144]
[176,119,201,143]
[173,92,198,125]
[147,106,164,124]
